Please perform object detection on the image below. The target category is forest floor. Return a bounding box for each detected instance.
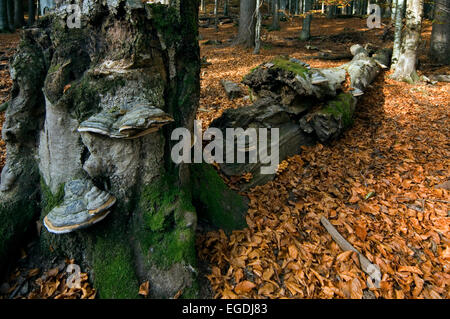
[0,16,449,299]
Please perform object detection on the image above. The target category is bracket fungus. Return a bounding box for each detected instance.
[43,179,117,234]
[78,103,174,139]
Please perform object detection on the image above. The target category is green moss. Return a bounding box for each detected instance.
[181,281,199,299]
[190,164,247,232]
[148,3,182,47]
[320,92,356,128]
[92,234,140,299]
[64,76,101,121]
[40,178,65,216]
[271,57,309,79]
[136,176,197,270]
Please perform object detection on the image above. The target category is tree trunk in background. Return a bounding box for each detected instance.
[326,5,336,18]
[391,0,424,82]
[271,0,280,30]
[254,0,262,54]
[391,0,404,69]
[0,0,8,31]
[214,0,218,28]
[201,0,206,12]
[0,0,208,299]
[236,0,256,47]
[430,0,450,65]
[299,0,312,40]
[224,0,229,16]
[13,0,23,28]
[28,0,34,25]
[6,0,14,30]
[391,0,397,20]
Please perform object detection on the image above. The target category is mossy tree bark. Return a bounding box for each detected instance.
[0,0,227,299]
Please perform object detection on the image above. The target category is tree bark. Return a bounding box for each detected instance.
[236,0,256,47]
[0,0,212,299]
[299,0,312,41]
[391,0,405,69]
[6,0,13,30]
[271,0,280,30]
[28,0,35,25]
[200,0,206,12]
[224,0,229,16]
[391,0,423,82]
[13,0,23,28]
[0,0,8,31]
[430,0,450,65]
[254,0,262,54]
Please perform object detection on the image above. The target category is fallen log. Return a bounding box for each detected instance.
[210,45,391,191]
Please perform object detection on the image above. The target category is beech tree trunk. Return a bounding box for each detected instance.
[0,0,8,31]
[28,0,34,25]
[13,0,23,28]
[299,0,312,41]
[271,0,280,30]
[430,0,450,65]
[391,0,405,69]
[254,0,262,54]
[391,0,423,82]
[236,0,256,47]
[6,0,14,30]
[0,0,223,299]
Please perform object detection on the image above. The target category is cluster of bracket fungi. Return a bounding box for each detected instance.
[44,103,174,234]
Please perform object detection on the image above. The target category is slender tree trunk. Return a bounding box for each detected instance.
[391,0,397,20]
[224,0,229,16]
[326,5,336,18]
[13,0,23,28]
[236,0,257,47]
[299,0,312,40]
[254,0,262,54]
[430,0,450,64]
[391,0,405,69]
[28,0,35,25]
[201,0,206,12]
[0,0,9,31]
[391,0,424,82]
[271,0,280,30]
[6,0,13,30]
[214,0,218,28]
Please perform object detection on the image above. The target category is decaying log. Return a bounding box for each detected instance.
[211,45,392,191]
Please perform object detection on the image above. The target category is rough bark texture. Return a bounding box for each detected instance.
[0,0,204,299]
[391,0,405,69]
[271,0,280,30]
[235,0,256,47]
[28,0,35,25]
[6,0,13,30]
[299,0,312,41]
[391,0,423,82]
[13,0,23,28]
[212,46,391,191]
[430,0,450,65]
